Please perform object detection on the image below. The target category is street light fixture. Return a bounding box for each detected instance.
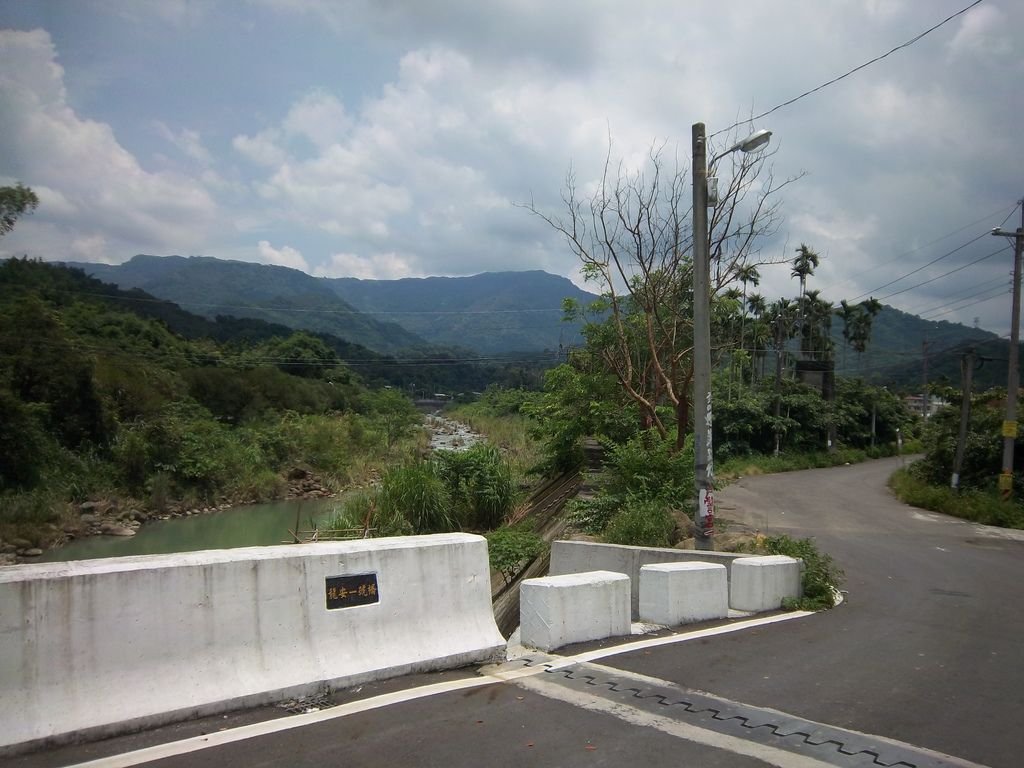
[691,123,772,550]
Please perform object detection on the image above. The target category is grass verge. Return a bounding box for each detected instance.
[888,467,1024,529]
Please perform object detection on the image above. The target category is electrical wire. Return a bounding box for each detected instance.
[877,246,1009,301]
[709,0,985,139]
[905,278,1008,317]
[920,288,1009,320]
[902,275,1009,315]
[849,232,990,301]
[820,204,1017,297]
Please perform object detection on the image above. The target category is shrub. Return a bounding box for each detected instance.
[761,535,843,611]
[435,444,518,530]
[378,462,455,534]
[486,527,547,584]
[890,467,1024,529]
[602,497,676,548]
[602,432,693,507]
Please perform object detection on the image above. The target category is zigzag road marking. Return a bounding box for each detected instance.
[509,657,989,768]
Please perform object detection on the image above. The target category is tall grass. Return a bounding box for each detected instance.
[718,443,913,482]
[378,462,456,534]
[889,468,1024,529]
[445,405,540,477]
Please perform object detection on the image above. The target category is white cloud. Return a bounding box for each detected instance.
[256,239,309,271]
[316,251,421,280]
[155,121,212,164]
[232,129,289,167]
[0,29,217,261]
[282,90,353,150]
[948,5,1011,58]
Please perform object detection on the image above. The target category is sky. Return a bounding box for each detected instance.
[0,0,1021,335]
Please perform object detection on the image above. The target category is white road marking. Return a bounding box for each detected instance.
[515,673,838,768]
[575,662,992,768]
[66,611,814,768]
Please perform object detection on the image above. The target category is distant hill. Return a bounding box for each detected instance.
[67,255,428,355]
[327,271,599,354]
[63,254,1017,390]
[829,304,1016,391]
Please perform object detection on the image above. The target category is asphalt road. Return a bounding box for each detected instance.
[621,457,1023,766]
[17,457,1024,768]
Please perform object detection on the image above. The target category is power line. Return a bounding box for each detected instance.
[877,246,1009,301]
[710,0,984,139]
[902,275,1008,315]
[806,203,1015,297]
[905,280,1008,317]
[850,232,990,301]
[921,288,1009,321]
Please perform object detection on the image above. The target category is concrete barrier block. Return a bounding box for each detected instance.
[639,562,728,626]
[549,540,746,618]
[0,534,505,753]
[520,570,630,652]
[729,555,802,612]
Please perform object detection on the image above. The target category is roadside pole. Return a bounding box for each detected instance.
[951,348,975,491]
[993,202,1024,501]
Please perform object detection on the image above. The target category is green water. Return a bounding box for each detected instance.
[38,497,344,563]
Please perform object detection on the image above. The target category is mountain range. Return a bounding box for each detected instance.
[65,254,1017,392]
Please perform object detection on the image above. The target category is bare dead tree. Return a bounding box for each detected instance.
[521,130,800,452]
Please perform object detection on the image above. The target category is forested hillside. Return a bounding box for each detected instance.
[830,304,1005,389]
[328,270,598,353]
[0,259,545,549]
[69,254,429,354]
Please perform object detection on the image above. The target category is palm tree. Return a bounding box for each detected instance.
[748,316,772,382]
[791,244,820,356]
[802,289,834,361]
[837,297,882,372]
[736,264,760,370]
[837,299,859,370]
[767,298,798,455]
[747,292,767,320]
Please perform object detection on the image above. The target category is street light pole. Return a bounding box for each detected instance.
[993,201,1024,501]
[691,123,772,550]
[692,123,713,550]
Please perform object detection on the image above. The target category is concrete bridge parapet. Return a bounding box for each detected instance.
[0,534,505,754]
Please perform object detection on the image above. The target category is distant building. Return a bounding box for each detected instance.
[904,394,947,418]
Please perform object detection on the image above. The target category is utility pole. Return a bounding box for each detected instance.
[692,123,714,550]
[691,123,772,547]
[951,348,975,490]
[993,200,1024,501]
[921,339,932,419]
[773,313,785,456]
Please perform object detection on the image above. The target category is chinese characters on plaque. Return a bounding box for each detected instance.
[325,573,379,609]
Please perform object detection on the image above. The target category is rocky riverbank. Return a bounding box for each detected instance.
[2,414,475,565]
[0,466,348,566]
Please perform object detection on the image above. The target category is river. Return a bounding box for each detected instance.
[37,497,342,563]
[38,413,484,563]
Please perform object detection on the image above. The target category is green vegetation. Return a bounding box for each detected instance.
[567,432,693,546]
[732,534,843,611]
[889,469,1024,528]
[887,388,1024,528]
[0,258,427,547]
[446,387,542,476]
[486,527,547,584]
[324,444,520,536]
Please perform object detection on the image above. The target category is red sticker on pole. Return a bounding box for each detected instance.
[699,488,715,537]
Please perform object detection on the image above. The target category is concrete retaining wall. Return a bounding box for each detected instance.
[0,534,505,752]
[550,540,747,618]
